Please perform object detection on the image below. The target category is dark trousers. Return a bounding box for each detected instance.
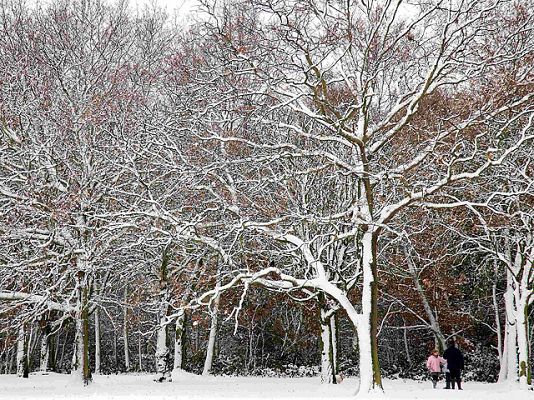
[430,372,439,388]
[449,368,462,389]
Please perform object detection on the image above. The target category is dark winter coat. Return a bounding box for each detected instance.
[443,345,464,370]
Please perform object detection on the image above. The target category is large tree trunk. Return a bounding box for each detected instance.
[155,312,170,381]
[516,286,531,388]
[366,230,383,392]
[319,298,336,384]
[172,309,186,379]
[155,246,172,382]
[517,243,533,388]
[48,328,56,373]
[16,324,28,378]
[503,268,518,383]
[493,266,504,380]
[59,331,68,372]
[27,325,36,372]
[310,230,382,395]
[202,286,220,376]
[330,313,338,375]
[39,323,50,374]
[71,270,92,385]
[331,289,377,395]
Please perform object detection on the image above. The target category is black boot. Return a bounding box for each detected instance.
[457,379,462,390]
[451,380,456,389]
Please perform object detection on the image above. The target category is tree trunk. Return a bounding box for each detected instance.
[319,299,335,384]
[123,286,130,372]
[94,308,101,375]
[403,323,412,367]
[59,331,68,373]
[503,268,518,383]
[113,329,118,372]
[315,232,380,394]
[516,292,530,388]
[71,271,92,385]
[9,347,16,374]
[39,324,50,374]
[27,325,35,373]
[16,324,28,378]
[5,347,14,374]
[202,287,220,376]
[330,313,338,375]
[173,309,186,375]
[367,231,383,392]
[312,236,381,394]
[53,331,61,372]
[48,329,56,373]
[155,316,169,381]
[138,332,143,372]
[155,246,172,382]
[493,272,503,379]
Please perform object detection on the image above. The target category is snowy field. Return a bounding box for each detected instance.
[0,373,531,400]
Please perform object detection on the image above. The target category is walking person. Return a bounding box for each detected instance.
[443,339,464,390]
[426,349,446,389]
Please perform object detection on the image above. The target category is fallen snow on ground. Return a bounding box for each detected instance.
[0,372,531,400]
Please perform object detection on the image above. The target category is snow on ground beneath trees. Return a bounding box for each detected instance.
[0,372,531,400]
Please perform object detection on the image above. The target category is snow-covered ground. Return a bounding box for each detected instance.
[0,372,531,400]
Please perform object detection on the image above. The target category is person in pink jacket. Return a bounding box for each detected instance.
[426,349,446,389]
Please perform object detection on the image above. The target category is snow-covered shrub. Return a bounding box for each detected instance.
[462,346,500,382]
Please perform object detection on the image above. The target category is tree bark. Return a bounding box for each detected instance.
[155,313,170,381]
[202,284,220,376]
[504,267,518,383]
[492,263,503,380]
[330,313,338,375]
[71,270,92,385]
[173,309,186,374]
[403,323,412,367]
[155,246,173,382]
[319,297,336,384]
[366,228,383,393]
[94,308,101,375]
[123,286,130,372]
[5,347,14,374]
[516,282,531,388]
[16,324,28,378]
[138,332,143,372]
[39,324,50,374]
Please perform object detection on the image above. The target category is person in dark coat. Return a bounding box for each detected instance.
[442,339,464,390]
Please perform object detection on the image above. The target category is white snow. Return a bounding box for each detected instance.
[0,373,531,400]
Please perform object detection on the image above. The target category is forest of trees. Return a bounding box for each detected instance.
[0,0,532,396]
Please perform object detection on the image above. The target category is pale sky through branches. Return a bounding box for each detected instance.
[133,0,199,21]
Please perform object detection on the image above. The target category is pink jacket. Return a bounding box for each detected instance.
[426,355,445,372]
